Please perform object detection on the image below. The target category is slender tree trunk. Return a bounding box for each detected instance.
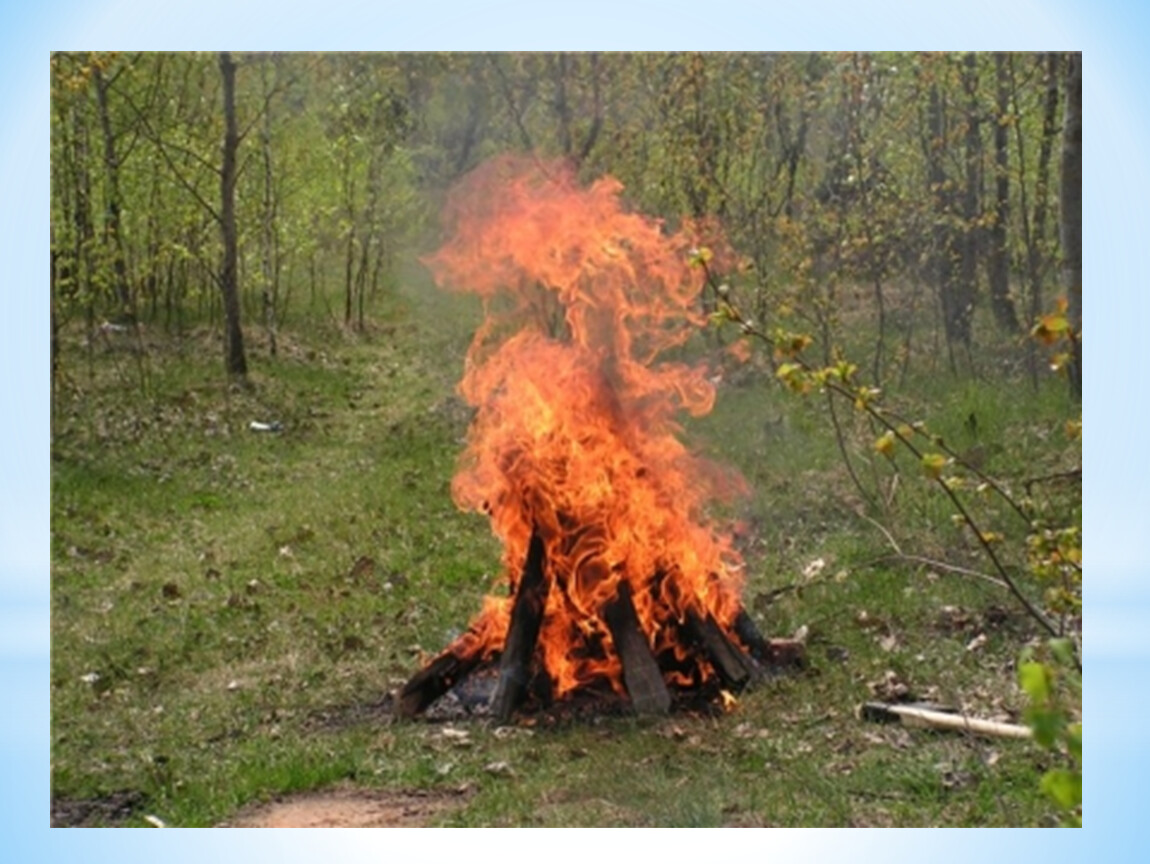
[341,139,357,328]
[355,228,372,332]
[775,54,817,221]
[51,224,60,418]
[490,54,535,152]
[93,64,133,319]
[94,59,150,392]
[925,79,963,371]
[63,93,95,329]
[1060,52,1082,399]
[1014,53,1061,387]
[957,53,981,355]
[219,51,248,378]
[451,56,486,177]
[577,53,603,164]
[988,53,1021,333]
[552,52,573,157]
[344,229,356,327]
[1031,52,1061,316]
[260,59,278,357]
[354,139,384,332]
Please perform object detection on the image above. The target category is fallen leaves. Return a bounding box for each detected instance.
[965,633,989,653]
[483,761,514,777]
[868,670,912,703]
[438,726,472,748]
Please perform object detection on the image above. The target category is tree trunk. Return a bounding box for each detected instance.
[1060,52,1082,399]
[552,52,573,157]
[577,53,603,165]
[1015,53,1061,387]
[925,78,966,370]
[957,53,981,350]
[51,224,60,417]
[776,54,819,221]
[988,53,1020,332]
[341,140,357,328]
[219,51,248,378]
[92,63,133,319]
[260,58,278,357]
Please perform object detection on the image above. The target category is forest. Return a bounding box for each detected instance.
[50,52,1081,827]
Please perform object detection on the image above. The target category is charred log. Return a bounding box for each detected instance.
[490,530,549,722]
[396,647,484,718]
[734,608,807,674]
[603,580,672,716]
[685,608,761,690]
[762,638,807,671]
[734,608,770,662]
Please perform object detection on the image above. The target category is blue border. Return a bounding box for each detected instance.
[9,0,1146,858]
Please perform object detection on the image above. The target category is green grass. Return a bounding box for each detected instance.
[50,262,1076,827]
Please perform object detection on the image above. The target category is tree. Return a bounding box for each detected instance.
[1012,53,1062,387]
[922,60,970,371]
[91,60,134,320]
[958,53,983,345]
[1060,53,1082,399]
[988,53,1021,333]
[219,51,247,378]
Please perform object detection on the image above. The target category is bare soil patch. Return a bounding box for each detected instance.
[219,784,471,828]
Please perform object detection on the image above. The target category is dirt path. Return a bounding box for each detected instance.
[218,784,470,828]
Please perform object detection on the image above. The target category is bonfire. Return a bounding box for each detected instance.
[398,155,801,721]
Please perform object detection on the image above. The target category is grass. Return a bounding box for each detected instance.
[50,261,1077,827]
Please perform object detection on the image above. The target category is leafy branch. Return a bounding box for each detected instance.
[692,251,1079,668]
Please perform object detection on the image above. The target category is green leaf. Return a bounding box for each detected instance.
[1018,661,1050,703]
[1066,722,1082,761]
[1026,707,1065,750]
[1049,638,1075,668]
[1040,768,1081,811]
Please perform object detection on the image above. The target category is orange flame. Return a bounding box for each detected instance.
[423,155,749,699]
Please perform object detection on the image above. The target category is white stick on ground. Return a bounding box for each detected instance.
[861,702,1032,739]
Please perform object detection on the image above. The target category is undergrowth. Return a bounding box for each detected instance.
[51,264,1074,827]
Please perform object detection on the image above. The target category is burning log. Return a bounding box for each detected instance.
[733,608,808,674]
[603,581,672,716]
[734,609,770,663]
[396,647,484,719]
[684,608,761,691]
[490,530,549,722]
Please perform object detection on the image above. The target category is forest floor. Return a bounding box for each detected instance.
[49,261,1080,827]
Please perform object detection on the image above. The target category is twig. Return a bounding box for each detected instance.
[825,388,879,511]
[865,554,1009,591]
[860,514,1010,590]
[752,575,830,608]
[862,514,903,555]
[1023,468,1081,496]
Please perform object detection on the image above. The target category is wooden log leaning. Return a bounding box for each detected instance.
[603,580,672,716]
[685,608,762,690]
[396,647,484,718]
[733,608,771,663]
[490,530,549,723]
[734,608,807,674]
